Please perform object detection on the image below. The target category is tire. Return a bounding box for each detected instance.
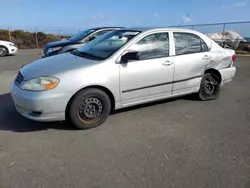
[0,46,8,57]
[67,88,111,129]
[197,73,221,101]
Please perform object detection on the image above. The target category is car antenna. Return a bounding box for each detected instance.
[178,12,191,28]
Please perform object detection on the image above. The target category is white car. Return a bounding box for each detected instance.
[0,40,18,57]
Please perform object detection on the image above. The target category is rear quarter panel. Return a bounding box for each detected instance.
[214,48,235,69]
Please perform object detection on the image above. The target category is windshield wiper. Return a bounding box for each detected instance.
[72,50,103,60]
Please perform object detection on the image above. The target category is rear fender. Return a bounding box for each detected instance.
[219,66,236,85]
[216,48,235,69]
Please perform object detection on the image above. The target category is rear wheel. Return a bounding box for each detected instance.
[67,88,111,129]
[198,73,221,101]
[0,46,8,57]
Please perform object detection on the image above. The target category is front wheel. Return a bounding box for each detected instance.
[67,88,111,129]
[0,46,8,57]
[197,73,221,101]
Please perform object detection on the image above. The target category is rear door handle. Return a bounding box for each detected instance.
[162,61,173,66]
[202,55,210,60]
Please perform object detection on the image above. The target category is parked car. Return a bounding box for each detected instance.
[0,40,18,57]
[11,27,236,129]
[42,27,123,58]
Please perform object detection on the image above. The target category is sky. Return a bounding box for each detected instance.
[1,0,250,35]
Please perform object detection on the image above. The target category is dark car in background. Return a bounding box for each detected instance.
[42,27,123,58]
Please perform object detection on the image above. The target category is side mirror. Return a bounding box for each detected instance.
[87,36,96,42]
[121,52,140,63]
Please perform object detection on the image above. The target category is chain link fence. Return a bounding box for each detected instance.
[172,21,250,52]
[1,21,250,52]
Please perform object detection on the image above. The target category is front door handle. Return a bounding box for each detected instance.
[202,55,210,60]
[162,61,173,66]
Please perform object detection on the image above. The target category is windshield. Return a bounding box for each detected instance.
[76,30,140,60]
[69,29,96,41]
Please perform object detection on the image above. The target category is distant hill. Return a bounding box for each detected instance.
[0,30,68,49]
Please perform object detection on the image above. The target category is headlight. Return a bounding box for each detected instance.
[47,47,62,53]
[9,42,16,46]
[21,77,59,91]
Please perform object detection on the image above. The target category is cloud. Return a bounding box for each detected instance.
[222,0,249,8]
[233,0,249,7]
[88,12,117,27]
[91,12,105,20]
[183,16,192,23]
[92,21,116,27]
[4,0,21,5]
[153,12,161,18]
[91,14,97,19]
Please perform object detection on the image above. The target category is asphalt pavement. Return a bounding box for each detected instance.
[0,50,250,188]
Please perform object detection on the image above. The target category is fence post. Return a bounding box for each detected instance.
[222,23,226,47]
[8,28,12,42]
[58,29,61,40]
[35,28,39,48]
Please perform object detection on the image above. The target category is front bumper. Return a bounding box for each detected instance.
[10,82,71,122]
[8,46,18,55]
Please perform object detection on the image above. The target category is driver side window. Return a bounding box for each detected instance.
[129,32,169,60]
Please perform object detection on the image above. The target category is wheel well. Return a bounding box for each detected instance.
[66,86,116,117]
[204,69,222,84]
[0,45,9,53]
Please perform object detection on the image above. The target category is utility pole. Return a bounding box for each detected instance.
[35,28,39,48]
[8,28,12,41]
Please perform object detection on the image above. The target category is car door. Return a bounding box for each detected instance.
[172,32,211,95]
[119,32,175,107]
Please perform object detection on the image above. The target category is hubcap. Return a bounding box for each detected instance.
[0,48,6,56]
[204,81,215,95]
[77,97,103,122]
[201,75,219,97]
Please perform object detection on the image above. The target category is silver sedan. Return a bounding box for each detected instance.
[11,27,236,129]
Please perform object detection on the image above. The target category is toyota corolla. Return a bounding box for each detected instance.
[11,27,236,129]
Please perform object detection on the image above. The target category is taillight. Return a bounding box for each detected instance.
[232,54,236,62]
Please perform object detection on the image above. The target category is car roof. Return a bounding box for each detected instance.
[119,27,194,33]
[91,27,124,30]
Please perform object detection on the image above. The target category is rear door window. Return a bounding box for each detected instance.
[174,32,209,55]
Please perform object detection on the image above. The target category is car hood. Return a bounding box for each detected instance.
[0,40,11,45]
[20,53,97,80]
[0,40,9,43]
[44,40,82,50]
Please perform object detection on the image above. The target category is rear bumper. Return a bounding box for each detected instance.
[219,66,236,85]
